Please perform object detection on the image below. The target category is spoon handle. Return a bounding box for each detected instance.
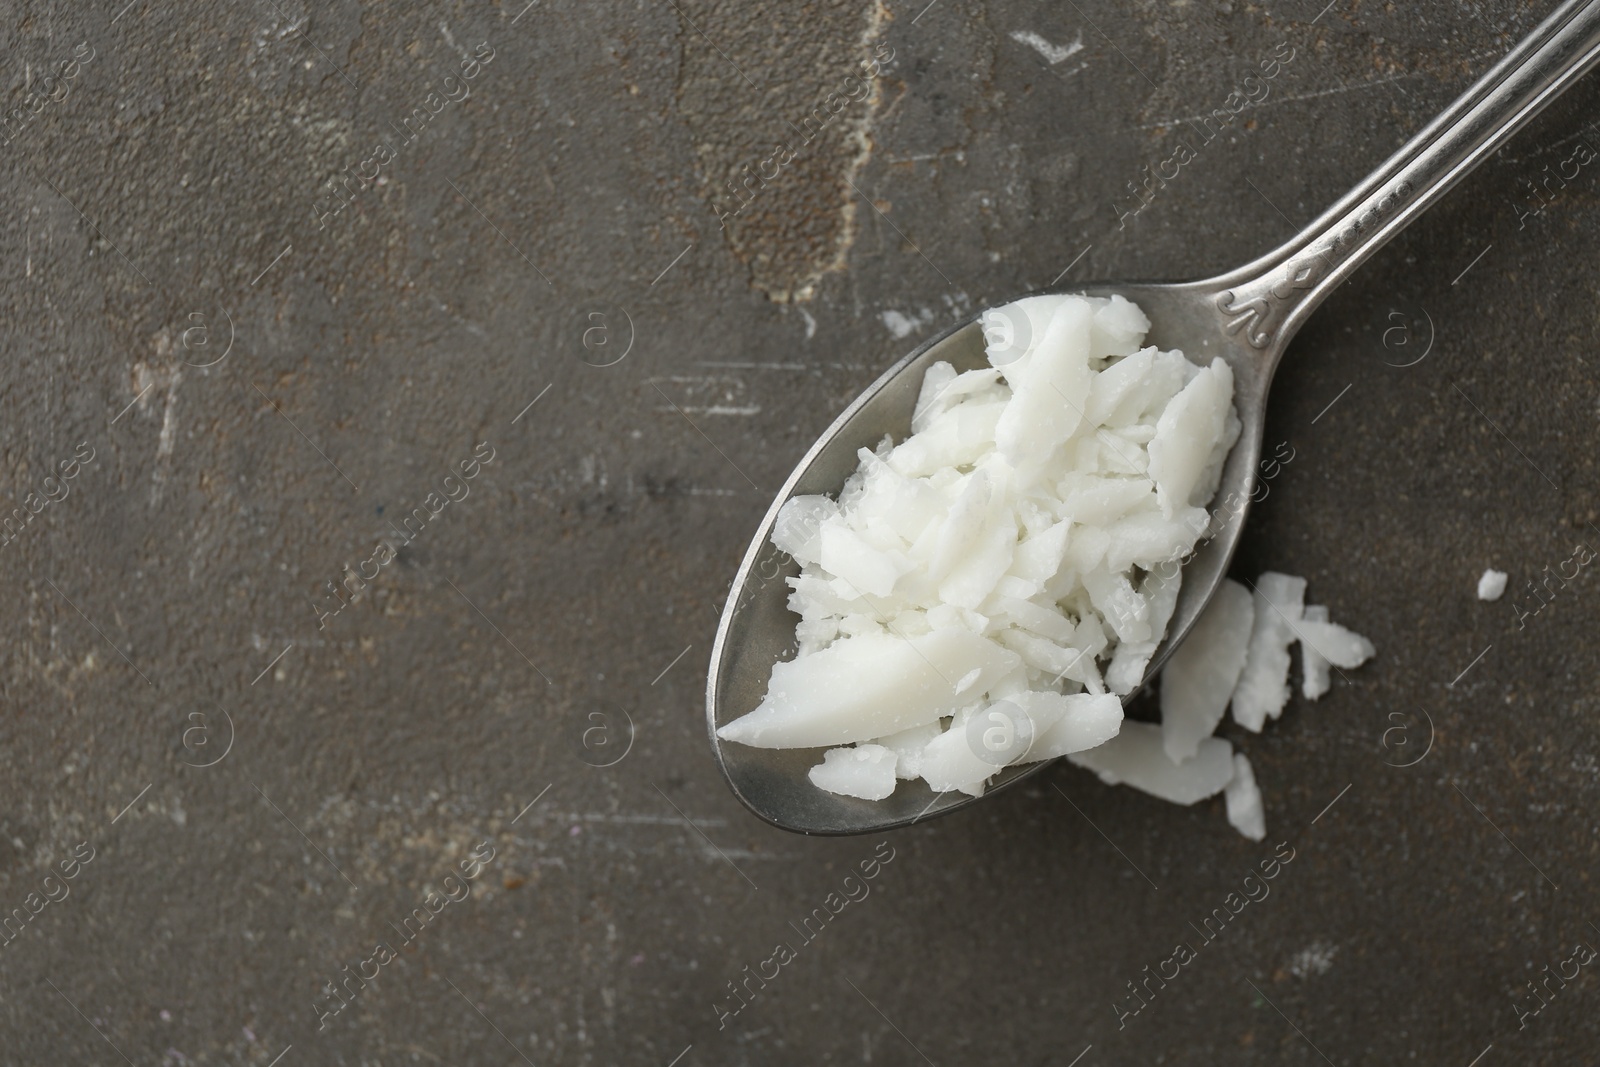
[1209,0,1600,355]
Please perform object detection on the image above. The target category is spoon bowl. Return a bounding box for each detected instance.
[708,282,1264,834]
[707,0,1600,835]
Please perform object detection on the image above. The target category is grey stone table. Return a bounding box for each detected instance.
[1,0,1597,1063]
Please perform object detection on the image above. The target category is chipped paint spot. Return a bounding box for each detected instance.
[677,0,892,303]
[1009,29,1084,66]
[133,340,184,504]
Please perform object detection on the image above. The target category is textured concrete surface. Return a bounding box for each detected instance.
[1,0,1598,1064]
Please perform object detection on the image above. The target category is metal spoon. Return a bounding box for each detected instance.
[707,0,1600,835]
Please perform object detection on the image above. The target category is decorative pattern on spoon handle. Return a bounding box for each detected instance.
[1218,178,1415,350]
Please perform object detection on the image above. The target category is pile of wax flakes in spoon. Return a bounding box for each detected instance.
[717,294,1373,838]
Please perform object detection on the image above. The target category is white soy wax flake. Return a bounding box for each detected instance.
[1477,568,1508,601]
[1161,578,1254,763]
[1231,572,1307,731]
[1067,721,1235,806]
[1224,752,1266,841]
[872,722,942,780]
[808,745,898,800]
[1295,618,1375,670]
[1298,604,1333,700]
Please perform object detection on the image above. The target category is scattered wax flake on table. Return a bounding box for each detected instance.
[1224,752,1266,841]
[1294,617,1376,670]
[1160,577,1254,763]
[1144,573,1373,839]
[1299,605,1332,700]
[717,292,1240,802]
[1231,572,1307,732]
[1478,568,1508,601]
[1067,721,1235,805]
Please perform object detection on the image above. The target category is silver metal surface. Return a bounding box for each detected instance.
[707,0,1600,835]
